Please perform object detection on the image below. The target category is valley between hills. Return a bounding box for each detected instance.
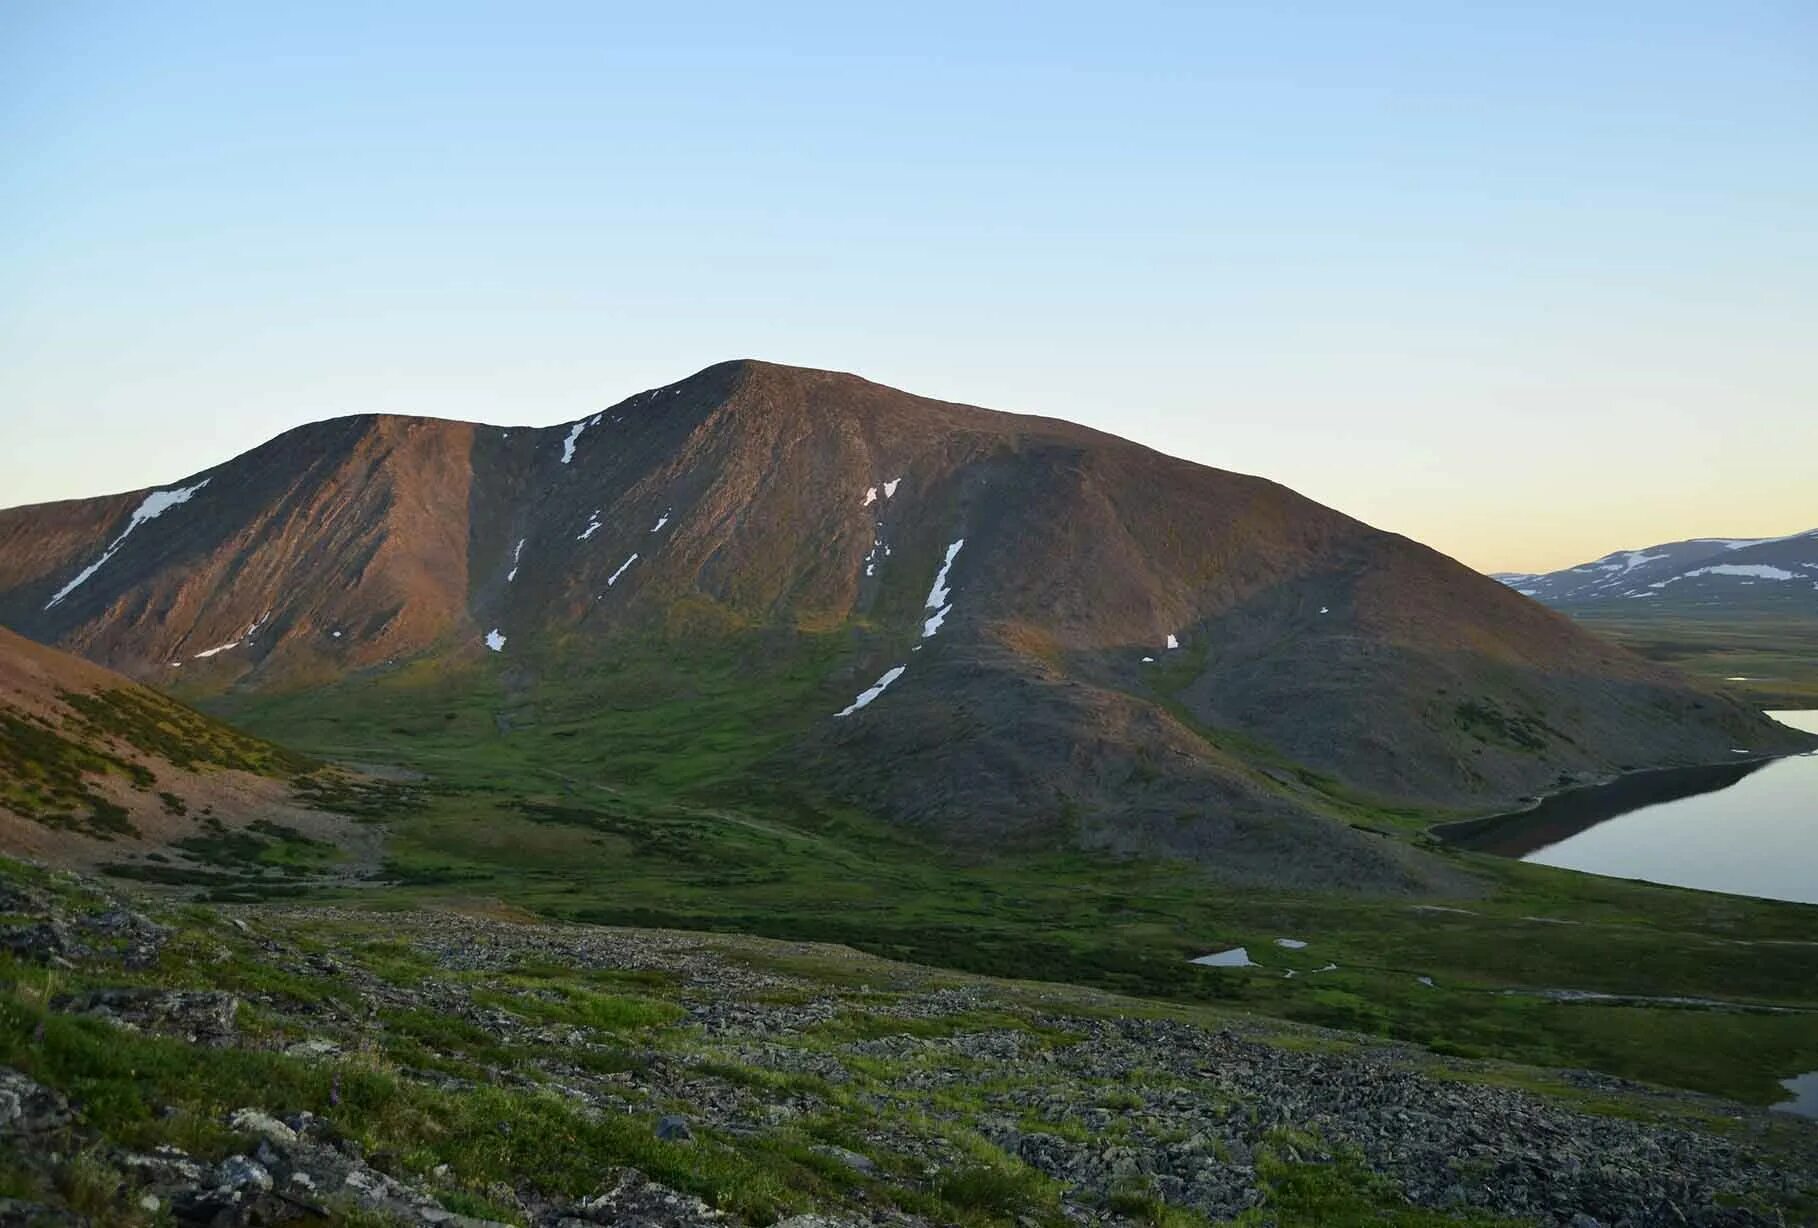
[1,362,1815,1226]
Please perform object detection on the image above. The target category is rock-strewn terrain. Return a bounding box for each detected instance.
[1,861,1813,1227]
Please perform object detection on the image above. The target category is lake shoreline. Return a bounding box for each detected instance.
[1428,743,1811,849]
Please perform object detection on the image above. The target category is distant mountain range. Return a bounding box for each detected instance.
[1494,530,1818,611]
[1,360,1809,891]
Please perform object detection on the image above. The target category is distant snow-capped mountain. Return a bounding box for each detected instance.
[1496,530,1818,609]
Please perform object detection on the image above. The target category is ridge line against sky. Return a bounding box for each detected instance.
[2,1,1813,573]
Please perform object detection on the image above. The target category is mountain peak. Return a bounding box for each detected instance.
[3,364,1808,891]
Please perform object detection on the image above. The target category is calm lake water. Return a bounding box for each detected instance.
[1444,712,1818,906]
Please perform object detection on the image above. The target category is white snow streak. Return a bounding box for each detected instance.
[1654,564,1800,588]
[485,629,506,652]
[606,553,638,586]
[577,510,603,541]
[507,538,526,581]
[559,413,603,465]
[925,539,964,609]
[836,665,906,717]
[1684,564,1799,581]
[650,510,671,532]
[862,487,878,507]
[189,612,267,660]
[921,605,952,638]
[45,479,211,608]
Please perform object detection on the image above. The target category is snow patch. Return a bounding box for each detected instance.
[925,539,964,609]
[1273,938,1307,949]
[190,612,267,660]
[882,478,901,498]
[577,510,603,541]
[484,629,506,653]
[606,553,638,586]
[45,478,211,608]
[507,538,526,581]
[559,413,604,465]
[1190,948,1255,968]
[650,510,671,533]
[922,605,952,638]
[836,665,906,717]
[1165,633,1179,650]
[1685,564,1799,582]
[862,487,878,507]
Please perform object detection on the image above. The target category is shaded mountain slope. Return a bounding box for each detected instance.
[1,361,1808,891]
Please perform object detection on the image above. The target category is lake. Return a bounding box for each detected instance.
[1442,711,1818,906]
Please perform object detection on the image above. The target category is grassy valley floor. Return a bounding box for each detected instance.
[165,636,1818,1115]
[1556,608,1818,709]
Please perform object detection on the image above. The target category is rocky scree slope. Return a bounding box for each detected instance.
[0,362,1807,891]
[1,862,1814,1227]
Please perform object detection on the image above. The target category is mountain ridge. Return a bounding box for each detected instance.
[1492,529,1818,610]
[1,359,1809,892]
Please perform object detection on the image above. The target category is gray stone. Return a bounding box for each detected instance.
[216,1154,273,1192]
[0,1068,71,1137]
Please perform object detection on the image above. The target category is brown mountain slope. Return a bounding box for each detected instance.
[0,360,1807,890]
[0,625,376,877]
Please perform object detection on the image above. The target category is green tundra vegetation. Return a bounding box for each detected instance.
[172,630,1818,1113]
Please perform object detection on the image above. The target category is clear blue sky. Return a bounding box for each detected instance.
[3,1,1813,570]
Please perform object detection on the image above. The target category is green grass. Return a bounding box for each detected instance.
[1561,608,1818,708]
[193,629,1818,1108]
[4,860,1813,1226]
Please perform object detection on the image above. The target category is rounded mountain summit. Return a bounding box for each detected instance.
[1,360,1807,893]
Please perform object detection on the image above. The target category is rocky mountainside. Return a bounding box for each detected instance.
[0,361,1808,890]
[0,625,381,879]
[1,860,1812,1227]
[1495,530,1818,611]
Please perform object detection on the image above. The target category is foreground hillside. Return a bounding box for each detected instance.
[0,626,383,881]
[1,361,1809,892]
[2,859,1814,1227]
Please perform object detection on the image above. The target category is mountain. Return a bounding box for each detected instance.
[0,625,380,879]
[1494,531,1818,611]
[0,360,1808,892]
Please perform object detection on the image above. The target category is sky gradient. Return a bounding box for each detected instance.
[3,2,1813,572]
